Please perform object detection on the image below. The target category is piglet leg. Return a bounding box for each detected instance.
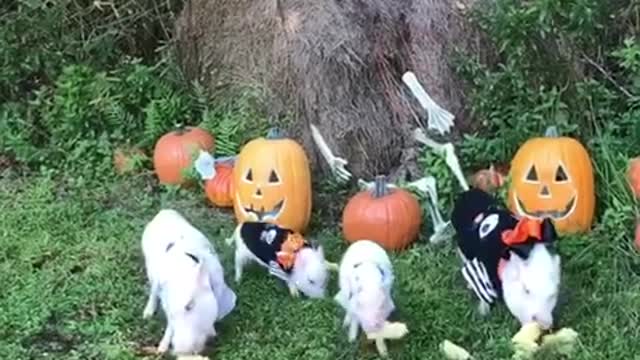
[234,248,249,283]
[157,323,173,353]
[288,281,301,298]
[478,300,491,317]
[142,279,160,319]
[347,315,359,342]
[374,338,389,357]
[342,313,352,328]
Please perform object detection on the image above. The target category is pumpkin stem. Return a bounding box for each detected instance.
[544,126,559,137]
[372,175,391,198]
[174,123,188,135]
[267,127,286,139]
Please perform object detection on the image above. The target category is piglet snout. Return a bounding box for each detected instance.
[361,317,385,334]
[171,328,207,355]
[532,314,553,330]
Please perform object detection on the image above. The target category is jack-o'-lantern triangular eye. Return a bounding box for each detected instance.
[269,170,280,183]
[526,165,538,182]
[555,165,568,182]
[245,169,253,182]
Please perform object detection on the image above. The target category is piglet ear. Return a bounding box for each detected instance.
[541,218,557,243]
[196,263,210,288]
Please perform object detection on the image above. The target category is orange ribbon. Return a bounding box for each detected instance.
[501,217,542,246]
[276,232,306,270]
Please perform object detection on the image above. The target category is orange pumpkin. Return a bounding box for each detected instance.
[342,175,422,251]
[232,129,312,233]
[470,164,506,193]
[627,157,640,198]
[153,126,215,185]
[113,146,145,175]
[205,162,235,207]
[507,126,595,234]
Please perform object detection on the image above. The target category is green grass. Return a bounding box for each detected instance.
[1,170,640,360]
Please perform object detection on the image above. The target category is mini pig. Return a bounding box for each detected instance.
[451,189,561,330]
[142,209,237,355]
[226,221,329,298]
[334,240,396,341]
[501,243,561,329]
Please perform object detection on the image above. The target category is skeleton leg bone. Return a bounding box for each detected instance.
[414,128,469,191]
[405,177,452,244]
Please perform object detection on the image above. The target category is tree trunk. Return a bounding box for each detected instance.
[175,0,493,181]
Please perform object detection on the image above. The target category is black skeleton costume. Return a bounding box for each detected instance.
[451,188,557,306]
[238,221,310,280]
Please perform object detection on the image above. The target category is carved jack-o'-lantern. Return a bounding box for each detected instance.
[507,126,595,234]
[232,129,312,233]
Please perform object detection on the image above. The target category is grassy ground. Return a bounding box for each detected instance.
[2,168,640,360]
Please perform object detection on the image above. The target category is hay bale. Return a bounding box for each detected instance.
[175,0,491,180]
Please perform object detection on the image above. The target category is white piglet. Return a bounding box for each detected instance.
[141,209,237,355]
[226,221,330,298]
[452,189,561,330]
[334,240,396,341]
[502,243,561,330]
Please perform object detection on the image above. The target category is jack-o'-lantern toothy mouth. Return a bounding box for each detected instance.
[514,193,577,220]
[235,195,286,221]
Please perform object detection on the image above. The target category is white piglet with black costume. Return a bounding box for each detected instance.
[141,209,237,355]
[334,240,396,341]
[451,189,561,330]
[226,221,331,298]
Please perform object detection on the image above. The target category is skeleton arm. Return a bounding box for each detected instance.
[309,124,352,182]
[402,71,455,135]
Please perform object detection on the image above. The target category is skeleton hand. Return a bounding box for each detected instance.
[328,156,351,183]
[402,71,455,135]
[310,124,352,183]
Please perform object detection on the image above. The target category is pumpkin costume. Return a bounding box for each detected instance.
[238,221,310,278]
[451,188,557,306]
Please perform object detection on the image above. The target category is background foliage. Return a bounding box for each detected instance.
[0,0,271,181]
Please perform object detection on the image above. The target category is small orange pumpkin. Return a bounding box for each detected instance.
[507,126,595,234]
[342,175,422,251]
[205,162,235,207]
[113,146,145,175]
[153,126,215,185]
[627,157,640,198]
[470,164,506,193]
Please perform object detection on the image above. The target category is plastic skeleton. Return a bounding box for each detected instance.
[310,71,469,243]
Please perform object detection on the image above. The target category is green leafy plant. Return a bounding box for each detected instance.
[454,0,640,247]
